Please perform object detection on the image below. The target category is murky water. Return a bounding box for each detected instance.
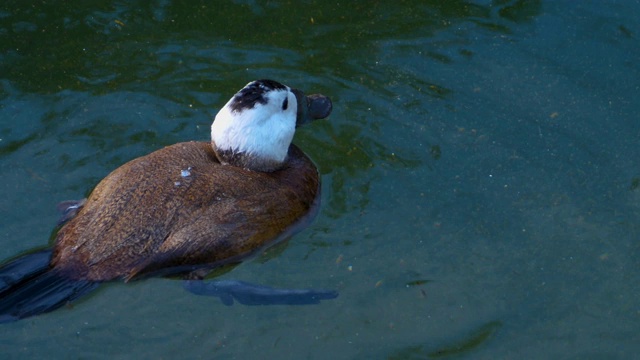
[1,1,639,358]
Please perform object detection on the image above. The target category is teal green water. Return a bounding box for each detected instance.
[1,1,639,358]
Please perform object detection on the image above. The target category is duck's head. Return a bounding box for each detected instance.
[211,79,332,172]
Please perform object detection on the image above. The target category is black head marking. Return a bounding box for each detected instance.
[229,79,287,113]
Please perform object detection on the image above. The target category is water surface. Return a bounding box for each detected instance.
[1,1,639,358]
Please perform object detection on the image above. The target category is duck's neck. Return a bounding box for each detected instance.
[211,141,286,172]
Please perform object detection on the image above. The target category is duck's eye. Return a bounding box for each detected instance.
[282,97,288,111]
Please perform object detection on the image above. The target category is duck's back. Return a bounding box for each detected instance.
[51,141,319,281]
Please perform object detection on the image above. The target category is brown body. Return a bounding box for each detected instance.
[51,141,319,282]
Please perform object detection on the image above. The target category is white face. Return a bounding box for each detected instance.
[211,80,298,165]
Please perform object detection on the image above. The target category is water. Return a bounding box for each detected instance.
[1,1,639,358]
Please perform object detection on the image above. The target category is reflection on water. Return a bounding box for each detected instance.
[1,0,640,358]
[1,1,543,93]
[388,320,502,359]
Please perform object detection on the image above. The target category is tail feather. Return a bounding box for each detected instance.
[0,249,99,323]
[0,249,51,293]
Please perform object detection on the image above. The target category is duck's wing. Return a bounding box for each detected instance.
[51,142,216,280]
[123,182,307,280]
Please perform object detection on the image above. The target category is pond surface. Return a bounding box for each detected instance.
[1,1,639,358]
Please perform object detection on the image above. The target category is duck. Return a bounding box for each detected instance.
[0,79,335,322]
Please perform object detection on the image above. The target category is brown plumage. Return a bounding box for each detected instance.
[51,142,319,281]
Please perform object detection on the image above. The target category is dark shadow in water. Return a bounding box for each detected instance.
[387,321,502,359]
